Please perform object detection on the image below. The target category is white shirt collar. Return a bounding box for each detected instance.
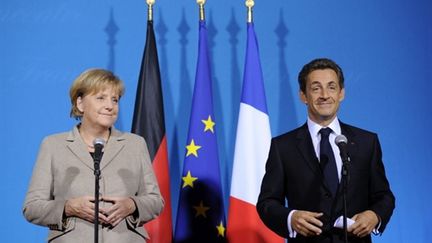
[307,117,342,138]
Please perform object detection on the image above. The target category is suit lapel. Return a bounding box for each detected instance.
[100,127,125,171]
[334,121,358,199]
[340,122,358,160]
[65,126,126,171]
[66,126,94,170]
[296,123,322,177]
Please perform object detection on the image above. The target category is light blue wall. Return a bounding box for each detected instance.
[1,0,431,242]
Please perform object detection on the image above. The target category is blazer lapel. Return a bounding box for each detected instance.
[332,121,360,213]
[66,126,94,170]
[339,122,358,161]
[296,123,322,177]
[100,127,126,171]
[333,121,359,198]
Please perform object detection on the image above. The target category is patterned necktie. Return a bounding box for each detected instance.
[319,127,339,196]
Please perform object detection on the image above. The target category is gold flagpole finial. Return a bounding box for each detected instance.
[246,0,254,23]
[146,0,155,21]
[197,0,206,21]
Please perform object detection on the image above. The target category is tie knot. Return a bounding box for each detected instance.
[319,127,332,138]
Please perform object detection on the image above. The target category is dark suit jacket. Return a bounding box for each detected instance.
[257,122,395,243]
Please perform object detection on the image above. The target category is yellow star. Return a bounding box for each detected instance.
[182,171,198,188]
[201,115,215,133]
[186,139,201,157]
[216,221,225,237]
[193,200,210,218]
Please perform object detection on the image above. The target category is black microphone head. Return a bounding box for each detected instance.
[93,138,106,147]
[92,138,105,164]
[335,134,348,145]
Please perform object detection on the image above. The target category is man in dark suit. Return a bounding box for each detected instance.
[257,58,395,243]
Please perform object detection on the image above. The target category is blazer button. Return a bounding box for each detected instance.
[325,192,332,198]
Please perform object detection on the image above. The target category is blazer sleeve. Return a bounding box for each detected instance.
[127,137,164,227]
[256,138,290,238]
[368,134,395,233]
[22,137,72,231]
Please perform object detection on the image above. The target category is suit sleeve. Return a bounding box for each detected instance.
[256,138,291,237]
[368,134,395,233]
[23,137,72,231]
[127,137,164,227]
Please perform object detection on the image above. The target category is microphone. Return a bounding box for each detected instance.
[92,138,105,242]
[93,138,105,163]
[335,135,349,162]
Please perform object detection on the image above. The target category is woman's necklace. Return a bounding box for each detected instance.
[78,125,110,151]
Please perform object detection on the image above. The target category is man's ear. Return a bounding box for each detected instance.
[339,88,345,102]
[299,90,308,104]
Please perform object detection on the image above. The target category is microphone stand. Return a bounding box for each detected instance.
[93,154,101,243]
[341,156,350,243]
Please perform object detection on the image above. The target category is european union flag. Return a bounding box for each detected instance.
[174,20,226,243]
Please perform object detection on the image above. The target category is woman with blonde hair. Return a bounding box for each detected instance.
[23,68,164,242]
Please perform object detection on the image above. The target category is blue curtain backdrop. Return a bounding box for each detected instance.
[1,0,431,242]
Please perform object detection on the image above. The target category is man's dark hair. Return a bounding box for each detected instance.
[298,58,344,93]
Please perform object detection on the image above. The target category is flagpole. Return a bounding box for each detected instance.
[246,0,254,23]
[147,0,154,21]
[197,0,206,21]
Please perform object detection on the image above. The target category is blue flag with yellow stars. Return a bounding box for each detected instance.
[174,20,226,243]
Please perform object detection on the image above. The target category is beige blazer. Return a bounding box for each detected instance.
[23,126,164,243]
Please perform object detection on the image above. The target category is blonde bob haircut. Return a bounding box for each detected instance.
[69,68,125,119]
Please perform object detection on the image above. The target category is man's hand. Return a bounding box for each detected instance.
[348,210,379,238]
[291,210,323,237]
[99,196,137,227]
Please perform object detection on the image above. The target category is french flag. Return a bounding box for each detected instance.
[227,22,284,243]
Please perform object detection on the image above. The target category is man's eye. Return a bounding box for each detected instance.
[112,98,118,103]
[328,85,338,91]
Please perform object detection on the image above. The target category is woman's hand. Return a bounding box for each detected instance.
[99,196,137,227]
[64,196,108,223]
